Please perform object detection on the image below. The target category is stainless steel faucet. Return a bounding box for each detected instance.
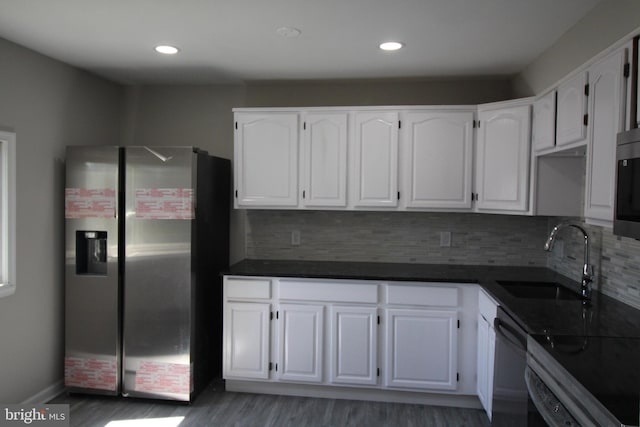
[544,222,594,300]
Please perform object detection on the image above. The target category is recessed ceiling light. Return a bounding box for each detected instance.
[379,41,404,51]
[154,45,180,55]
[276,27,302,38]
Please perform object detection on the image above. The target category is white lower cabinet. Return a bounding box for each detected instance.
[476,313,496,419]
[384,309,458,391]
[223,276,480,405]
[330,306,378,385]
[278,304,324,383]
[476,289,498,419]
[223,301,271,380]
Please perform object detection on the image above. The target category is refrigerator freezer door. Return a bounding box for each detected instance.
[122,146,196,401]
[64,146,121,395]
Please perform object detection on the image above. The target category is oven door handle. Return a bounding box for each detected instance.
[494,317,527,356]
[525,367,580,427]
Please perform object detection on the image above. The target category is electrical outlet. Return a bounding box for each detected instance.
[440,231,451,247]
[291,230,301,246]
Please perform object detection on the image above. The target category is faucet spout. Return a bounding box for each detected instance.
[544,222,593,300]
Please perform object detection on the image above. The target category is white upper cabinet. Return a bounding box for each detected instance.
[475,103,532,213]
[301,112,348,208]
[401,111,474,210]
[234,112,298,208]
[532,91,556,152]
[351,111,399,208]
[584,48,627,226]
[556,72,588,147]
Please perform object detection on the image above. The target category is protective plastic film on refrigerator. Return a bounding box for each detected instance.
[64,146,230,402]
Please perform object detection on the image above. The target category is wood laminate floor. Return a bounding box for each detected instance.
[50,381,490,427]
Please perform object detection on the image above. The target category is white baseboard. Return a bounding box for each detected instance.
[225,380,482,409]
[21,380,65,405]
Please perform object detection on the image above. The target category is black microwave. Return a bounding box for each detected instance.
[614,127,640,239]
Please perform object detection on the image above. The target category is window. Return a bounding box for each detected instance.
[0,130,16,298]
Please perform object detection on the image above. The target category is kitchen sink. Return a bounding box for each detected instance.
[496,280,581,300]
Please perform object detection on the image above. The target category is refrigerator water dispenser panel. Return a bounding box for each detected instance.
[76,231,108,276]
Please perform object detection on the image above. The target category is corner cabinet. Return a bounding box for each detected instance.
[475,101,532,213]
[401,110,474,210]
[476,288,498,420]
[234,113,298,208]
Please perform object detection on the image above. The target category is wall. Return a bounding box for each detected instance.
[245,78,512,107]
[122,85,247,263]
[246,210,548,266]
[124,77,515,263]
[512,1,640,311]
[0,37,125,403]
[512,0,640,96]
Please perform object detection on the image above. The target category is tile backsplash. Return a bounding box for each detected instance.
[246,210,549,266]
[245,210,640,311]
[547,218,640,310]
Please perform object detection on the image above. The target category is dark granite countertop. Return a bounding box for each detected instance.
[530,335,640,426]
[226,259,640,338]
[226,259,640,425]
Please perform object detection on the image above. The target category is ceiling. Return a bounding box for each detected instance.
[0,0,602,85]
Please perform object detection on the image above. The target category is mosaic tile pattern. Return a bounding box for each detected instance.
[246,210,549,266]
[547,218,640,310]
[245,211,640,310]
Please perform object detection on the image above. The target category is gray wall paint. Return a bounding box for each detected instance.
[245,78,512,107]
[123,78,514,263]
[512,0,640,97]
[121,84,248,263]
[0,37,125,403]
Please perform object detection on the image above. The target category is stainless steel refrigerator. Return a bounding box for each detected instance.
[64,146,230,402]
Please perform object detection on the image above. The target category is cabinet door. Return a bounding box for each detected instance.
[403,111,473,209]
[476,105,531,212]
[556,72,588,147]
[532,91,556,152]
[234,113,298,207]
[384,309,458,391]
[351,111,399,208]
[476,314,495,420]
[330,306,377,386]
[223,302,271,380]
[585,49,627,225]
[301,112,348,207]
[278,304,324,383]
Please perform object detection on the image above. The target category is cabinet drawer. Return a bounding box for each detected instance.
[386,284,459,307]
[478,288,498,322]
[225,277,271,299]
[279,280,378,303]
